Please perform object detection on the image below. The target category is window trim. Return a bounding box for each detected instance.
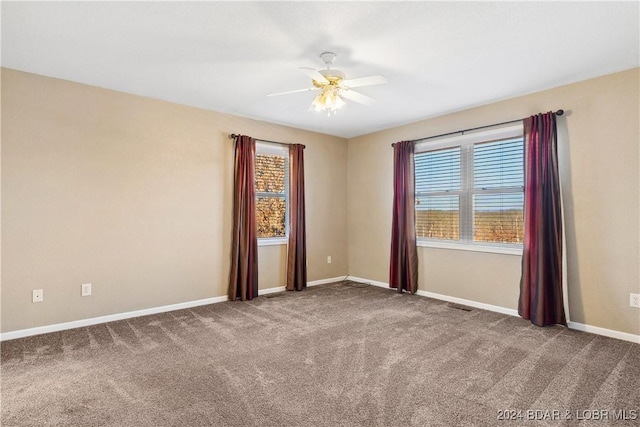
[255,141,289,242]
[258,237,288,247]
[417,239,523,255]
[414,124,524,254]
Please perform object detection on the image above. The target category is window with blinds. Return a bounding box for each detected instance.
[415,147,461,240]
[473,138,524,243]
[414,125,524,248]
[255,143,288,240]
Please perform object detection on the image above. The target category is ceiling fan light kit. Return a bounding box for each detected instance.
[267,51,387,116]
[311,87,346,115]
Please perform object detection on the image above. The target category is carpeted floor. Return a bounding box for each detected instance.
[1,282,639,426]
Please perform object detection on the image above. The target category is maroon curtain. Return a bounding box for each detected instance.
[286,144,307,291]
[389,140,418,294]
[229,135,258,301]
[518,112,566,326]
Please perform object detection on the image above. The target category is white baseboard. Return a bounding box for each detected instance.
[0,276,350,342]
[346,276,389,289]
[259,286,286,295]
[309,276,348,286]
[4,276,637,345]
[346,276,640,344]
[415,289,520,317]
[0,295,228,342]
[259,276,347,295]
[567,321,640,344]
[348,275,518,316]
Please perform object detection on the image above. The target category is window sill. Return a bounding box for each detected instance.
[417,239,522,256]
[258,238,288,247]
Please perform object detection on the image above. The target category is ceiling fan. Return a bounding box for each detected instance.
[267,52,388,114]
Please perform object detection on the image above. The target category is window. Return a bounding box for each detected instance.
[414,124,524,252]
[255,142,288,243]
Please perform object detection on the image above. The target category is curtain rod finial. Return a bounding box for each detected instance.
[555,110,564,116]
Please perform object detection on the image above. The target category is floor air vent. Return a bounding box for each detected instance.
[447,303,473,312]
[265,292,286,299]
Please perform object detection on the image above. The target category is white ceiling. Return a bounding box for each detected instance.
[2,1,639,138]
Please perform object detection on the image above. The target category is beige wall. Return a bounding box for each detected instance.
[348,68,640,336]
[1,69,348,333]
[3,67,639,338]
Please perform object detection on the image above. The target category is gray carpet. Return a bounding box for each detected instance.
[1,282,639,426]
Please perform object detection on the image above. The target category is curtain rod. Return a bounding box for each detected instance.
[229,134,305,149]
[391,109,564,147]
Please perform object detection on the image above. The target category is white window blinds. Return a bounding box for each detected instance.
[414,125,524,247]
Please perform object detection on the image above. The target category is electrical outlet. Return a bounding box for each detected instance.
[32,289,43,303]
[630,293,640,308]
[81,283,92,297]
[327,256,332,264]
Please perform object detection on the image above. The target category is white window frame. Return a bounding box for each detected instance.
[255,142,289,246]
[414,124,524,256]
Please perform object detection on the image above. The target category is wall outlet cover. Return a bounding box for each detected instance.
[81,283,92,297]
[32,289,43,303]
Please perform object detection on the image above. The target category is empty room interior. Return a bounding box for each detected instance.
[1,2,639,426]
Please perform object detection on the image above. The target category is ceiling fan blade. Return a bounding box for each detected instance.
[341,74,388,88]
[267,87,318,97]
[340,89,375,106]
[299,67,329,84]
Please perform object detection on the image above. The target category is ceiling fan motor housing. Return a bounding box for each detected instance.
[314,69,345,87]
[312,51,345,87]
